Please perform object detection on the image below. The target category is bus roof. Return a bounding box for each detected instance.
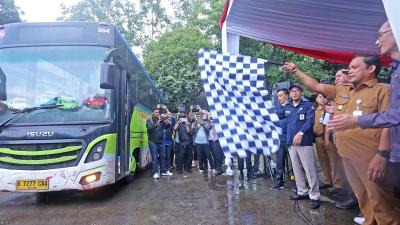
[0,22,116,48]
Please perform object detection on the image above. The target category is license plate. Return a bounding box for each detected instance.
[16,179,49,190]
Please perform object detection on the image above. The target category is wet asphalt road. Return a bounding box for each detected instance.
[0,169,358,225]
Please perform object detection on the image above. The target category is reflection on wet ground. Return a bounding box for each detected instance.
[0,170,357,225]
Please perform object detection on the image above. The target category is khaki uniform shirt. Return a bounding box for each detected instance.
[321,79,390,159]
[313,106,324,136]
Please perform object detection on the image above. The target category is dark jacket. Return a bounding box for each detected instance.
[177,122,192,145]
[146,118,170,144]
[285,99,315,146]
[274,103,289,143]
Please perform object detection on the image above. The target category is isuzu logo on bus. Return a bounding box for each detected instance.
[27,131,54,137]
[97,28,110,34]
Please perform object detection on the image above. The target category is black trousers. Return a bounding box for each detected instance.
[275,142,288,183]
[209,140,224,171]
[196,143,215,170]
[238,156,252,173]
[176,143,193,172]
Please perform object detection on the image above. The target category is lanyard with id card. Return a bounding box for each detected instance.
[352,99,363,116]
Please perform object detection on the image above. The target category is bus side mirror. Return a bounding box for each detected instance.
[100,63,116,89]
[0,68,6,101]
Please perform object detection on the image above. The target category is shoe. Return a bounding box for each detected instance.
[199,169,205,174]
[291,188,297,194]
[214,170,223,176]
[289,194,309,200]
[353,216,365,225]
[212,169,217,175]
[309,199,321,209]
[161,171,173,176]
[335,198,358,209]
[271,182,284,191]
[239,172,244,180]
[153,173,160,179]
[177,170,182,174]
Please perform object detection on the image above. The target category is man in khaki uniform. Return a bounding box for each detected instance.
[284,55,400,225]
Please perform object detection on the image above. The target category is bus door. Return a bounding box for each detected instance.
[116,68,130,180]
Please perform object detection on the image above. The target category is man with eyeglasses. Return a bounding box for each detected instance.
[284,53,400,224]
[283,84,320,209]
[329,21,400,199]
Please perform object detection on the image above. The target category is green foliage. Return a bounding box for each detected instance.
[172,0,225,49]
[139,0,170,43]
[58,0,143,47]
[143,27,213,107]
[240,37,345,96]
[0,0,22,25]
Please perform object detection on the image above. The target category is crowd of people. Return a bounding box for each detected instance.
[146,104,226,179]
[146,20,400,225]
[279,20,400,224]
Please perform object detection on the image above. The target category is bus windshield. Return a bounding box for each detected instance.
[0,46,112,125]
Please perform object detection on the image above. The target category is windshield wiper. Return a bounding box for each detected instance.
[0,104,63,130]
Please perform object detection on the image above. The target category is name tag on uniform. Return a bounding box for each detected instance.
[353,110,363,116]
[322,113,330,125]
[285,110,291,116]
[299,114,305,121]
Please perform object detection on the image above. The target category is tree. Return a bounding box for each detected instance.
[0,0,22,25]
[58,0,143,47]
[172,0,225,48]
[139,0,170,43]
[143,27,213,106]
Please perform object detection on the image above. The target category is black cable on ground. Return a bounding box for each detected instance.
[292,199,315,225]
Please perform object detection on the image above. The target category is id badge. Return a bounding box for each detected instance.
[299,114,305,121]
[322,113,330,125]
[353,110,363,116]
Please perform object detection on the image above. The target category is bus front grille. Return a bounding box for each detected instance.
[0,142,84,170]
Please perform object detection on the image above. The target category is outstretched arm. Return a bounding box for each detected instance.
[283,62,325,93]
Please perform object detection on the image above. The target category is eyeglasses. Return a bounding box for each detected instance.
[377,29,392,40]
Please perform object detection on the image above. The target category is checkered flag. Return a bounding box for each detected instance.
[197,49,280,158]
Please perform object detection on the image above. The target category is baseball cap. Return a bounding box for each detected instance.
[289,84,303,91]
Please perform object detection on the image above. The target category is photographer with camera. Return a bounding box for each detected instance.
[192,110,216,174]
[146,106,173,179]
[174,112,193,174]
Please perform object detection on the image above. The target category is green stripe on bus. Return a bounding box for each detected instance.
[85,133,117,154]
[0,146,82,156]
[0,155,77,165]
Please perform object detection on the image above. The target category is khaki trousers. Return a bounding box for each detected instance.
[342,156,400,225]
[315,137,333,185]
[289,145,320,200]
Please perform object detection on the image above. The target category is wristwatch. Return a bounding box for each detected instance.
[376,150,390,160]
[298,131,304,136]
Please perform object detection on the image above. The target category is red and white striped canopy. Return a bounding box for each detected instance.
[220,0,399,66]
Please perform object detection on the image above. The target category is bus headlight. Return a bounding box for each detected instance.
[85,140,106,163]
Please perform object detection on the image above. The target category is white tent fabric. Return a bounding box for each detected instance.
[224,0,389,55]
[383,0,400,49]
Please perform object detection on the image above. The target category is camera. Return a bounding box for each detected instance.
[191,105,201,113]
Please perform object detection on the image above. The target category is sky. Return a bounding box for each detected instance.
[15,0,174,22]
[15,0,80,22]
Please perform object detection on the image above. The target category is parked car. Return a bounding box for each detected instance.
[83,94,107,109]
